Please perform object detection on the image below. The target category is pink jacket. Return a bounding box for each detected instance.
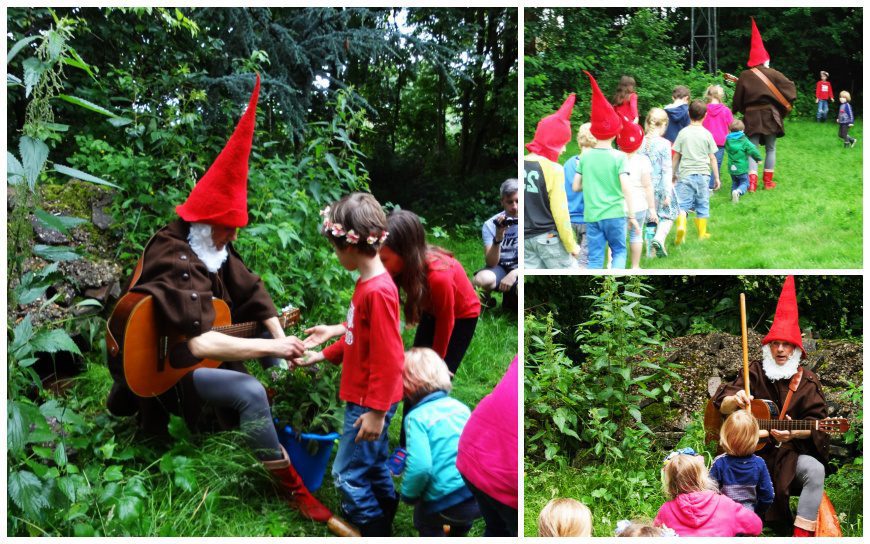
[455,357,518,509]
[654,491,762,537]
[702,103,734,146]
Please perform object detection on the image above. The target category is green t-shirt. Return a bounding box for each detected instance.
[577,147,629,223]
[673,124,717,176]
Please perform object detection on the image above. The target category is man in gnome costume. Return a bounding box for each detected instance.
[712,276,829,537]
[731,18,796,192]
[524,94,580,269]
[105,74,345,530]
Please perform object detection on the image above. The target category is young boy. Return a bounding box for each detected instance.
[724,119,762,203]
[815,71,835,122]
[664,85,691,144]
[672,100,720,243]
[837,91,857,148]
[562,122,597,268]
[299,193,405,536]
[573,71,638,269]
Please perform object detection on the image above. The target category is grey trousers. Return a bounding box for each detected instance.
[749,133,777,172]
[794,454,825,522]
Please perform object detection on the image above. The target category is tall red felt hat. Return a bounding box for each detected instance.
[747,18,770,68]
[525,94,575,163]
[616,121,644,153]
[762,275,805,356]
[585,71,622,140]
[177,73,260,228]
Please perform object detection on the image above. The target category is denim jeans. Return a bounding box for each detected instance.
[586,217,627,269]
[413,497,481,537]
[730,173,749,195]
[675,174,711,218]
[332,402,398,525]
[524,231,574,269]
[711,146,725,188]
[817,100,829,120]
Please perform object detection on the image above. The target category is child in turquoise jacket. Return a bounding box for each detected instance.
[400,348,480,536]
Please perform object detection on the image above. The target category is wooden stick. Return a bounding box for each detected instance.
[740,293,751,410]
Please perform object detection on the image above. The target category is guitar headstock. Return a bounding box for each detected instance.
[818,418,850,433]
[723,72,739,84]
[279,304,301,328]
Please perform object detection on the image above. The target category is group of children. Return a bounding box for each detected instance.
[816,71,859,147]
[537,407,773,537]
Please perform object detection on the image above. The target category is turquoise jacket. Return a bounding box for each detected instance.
[400,391,474,513]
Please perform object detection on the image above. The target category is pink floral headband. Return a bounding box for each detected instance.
[320,206,389,245]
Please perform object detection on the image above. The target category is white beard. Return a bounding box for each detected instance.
[188,223,229,273]
[761,344,802,381]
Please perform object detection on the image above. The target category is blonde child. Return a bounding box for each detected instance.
[702,85,734,188]
[709,409,774,515]
[615,519,676,537]
[537,498,592,537]
[616,122,657,269]
[837,91,856,147]
[297,192,405,536]
[639,108,678,257]
[655,448,762,537]
[612,75,639,124]
[399,348,479,537]
[563,122,597,267]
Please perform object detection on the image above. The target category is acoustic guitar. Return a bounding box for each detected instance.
[106,291,300,398]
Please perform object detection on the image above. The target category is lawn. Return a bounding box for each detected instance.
[560,118,863,269]
[40,228,517,537]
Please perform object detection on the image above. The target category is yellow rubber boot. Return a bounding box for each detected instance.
[696,218,711,240]
[674,214,687,245]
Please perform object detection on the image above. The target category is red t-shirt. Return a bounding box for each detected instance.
[424,253,482,358]
[816,80,834,100]
[614,92,638,123]
[322,272,404,411]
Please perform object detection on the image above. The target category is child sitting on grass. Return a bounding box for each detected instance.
[709,409,775,516]
[537,498,592,537]
[640,108,678,258]
[399,348,480,537]
[672,100,721,244]
[298,192,405,537]
[724,119,762,202]
[615,519,676,537]
[655,448,762,537]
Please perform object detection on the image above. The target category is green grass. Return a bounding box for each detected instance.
[60,228,517,537]
[562,118,862,268]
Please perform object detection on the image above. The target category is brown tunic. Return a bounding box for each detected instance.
[711,360,829,524]
[107,220,278,434]
[732,67,797,138]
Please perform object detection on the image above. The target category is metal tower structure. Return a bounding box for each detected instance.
[690,7,718,74]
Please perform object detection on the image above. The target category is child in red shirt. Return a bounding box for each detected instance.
[297,192,404,536]
[815,71,835,122]
[612,75,639,125]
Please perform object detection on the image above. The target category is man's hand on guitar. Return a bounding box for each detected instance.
[302,324,346,349]
[771,415,811,442]
[292,350,324,368]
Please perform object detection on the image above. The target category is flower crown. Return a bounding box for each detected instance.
[320,206,389,245]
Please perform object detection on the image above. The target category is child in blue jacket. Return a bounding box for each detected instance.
[837,91,857,148]
[400,348,480,536]
[709,409,774,516]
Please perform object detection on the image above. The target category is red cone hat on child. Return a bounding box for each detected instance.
[585,71,622,140]
[762,275,805,357]
[616,122,644,153]
[747,18,770,68]
[525,94,576,163]
[177,73,260,228]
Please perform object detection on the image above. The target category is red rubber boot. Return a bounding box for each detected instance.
[763,170,776,190]
[748,173,758,193]
[263,447,333,523]
[794,526,815,537]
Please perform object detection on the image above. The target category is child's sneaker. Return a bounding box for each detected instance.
[850,139,857,148]
[386,447,408,476]
[651,239,667,257]
[731,190,740,203]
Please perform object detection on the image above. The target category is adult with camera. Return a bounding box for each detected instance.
[473,178,519,310]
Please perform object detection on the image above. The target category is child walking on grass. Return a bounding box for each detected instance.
[640,108,678,258]
[838,91,857,148]
[400,348,480,537]
[709,409,775,516]
[702,85,734,188]
[298,192,404,537]
[616,121,657,269]
[664,85,691,144]
[672,100,720,244]
[655,448,762,537]
[724,119,762,203]
[612,75,639,124]
[563,123,597,268]
[538,498,592,537]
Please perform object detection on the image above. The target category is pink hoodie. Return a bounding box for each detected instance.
[702,103,734,146]
[654,491,762,537]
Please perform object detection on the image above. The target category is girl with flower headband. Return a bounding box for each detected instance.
[296,192,404,536]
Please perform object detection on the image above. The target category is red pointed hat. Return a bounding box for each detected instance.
[762,275,805,356]
[177,73,260,228]
[585,71,622,140]
[616,121,644,153]
[525,94,575,163]
[747,18,770,67]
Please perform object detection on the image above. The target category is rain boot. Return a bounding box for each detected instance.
[794,527,815,537]
[695,218,711,240]
[377,493,400,536]
[674,214,687,246]
[748,173,758,193]
[794,516,817,537]
[262,446,335,524]
[763,170,776,190]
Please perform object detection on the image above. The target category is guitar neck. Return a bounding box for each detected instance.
[758,419,818,432]
[211,321,261,339]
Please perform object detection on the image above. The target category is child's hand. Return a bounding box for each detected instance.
[302,324,342,348]
[663,196,671,207]
[353,410,386,443]
[714,178,722,191]
[292,350,324,368]
[628,217,641,235]
[648,209,659,223]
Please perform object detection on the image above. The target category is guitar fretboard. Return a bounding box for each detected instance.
[758,419,817,431]
[212,322,259,338]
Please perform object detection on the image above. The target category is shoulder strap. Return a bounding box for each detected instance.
[750,67,793,113]
[778,366,804,420]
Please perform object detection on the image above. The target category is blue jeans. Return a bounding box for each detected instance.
[413,497,481,537]
[711,146,725,188]
[332,402,398,525]
[586,217,627,269]
[675,174,711,218]
[730,173,749,195]
[817,100,829,120]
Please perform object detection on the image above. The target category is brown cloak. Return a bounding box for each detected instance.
[107,219,278,434]
[711,360,829,524]
[732,66,797,138]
